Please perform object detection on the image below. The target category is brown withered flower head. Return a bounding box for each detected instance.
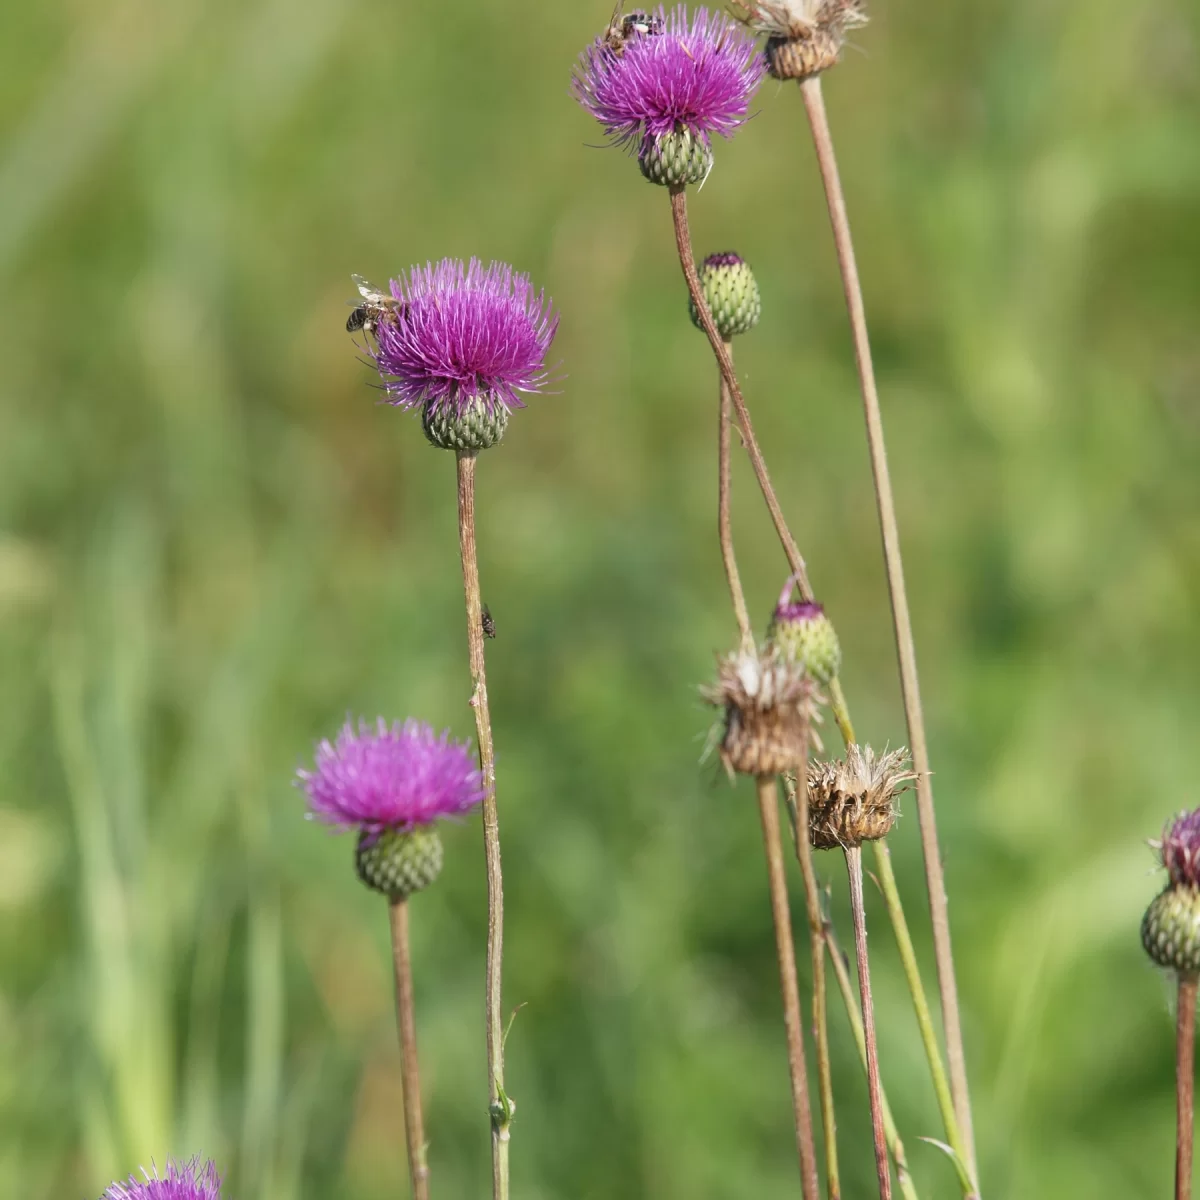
[808,744,916,849]
[705,646,824,779]
[731,0,868,81]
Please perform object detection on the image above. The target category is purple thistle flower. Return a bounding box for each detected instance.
[102,1160,223,1200]
[297,717,486,834]
[1159,809,1200,889]
[573,5,765,158]
[371,258,557,420]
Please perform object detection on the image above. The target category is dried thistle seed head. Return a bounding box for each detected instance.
[1142,886,1200,977]
[688,252,761,339]
[704,647,823,778]
[733,0,868,80]
[807,744,915,849]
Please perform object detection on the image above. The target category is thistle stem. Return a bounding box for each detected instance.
[718,342,753,649]
[785,763,840,1197]
[824,917,920,1200]
[844,846,892,1200]
[756,774,821,1200]
[669,186,812,597]
[389,898,430,1200]
[455,451,510,1200]
[1179,974,1197,1200]
[799,75,976,1177]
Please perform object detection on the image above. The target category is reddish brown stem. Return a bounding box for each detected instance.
[1179,974,1197,1200]
[798,75,975,1175]
[455,451,510,1200]
[845,847,891,1200]
[389,898,430,1200]
[756,775,821,1200]
[718,343,753,648]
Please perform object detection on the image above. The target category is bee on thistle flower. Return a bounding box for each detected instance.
[101,1160,224,1200]
[573,4,765,189]
[730,0,868,80]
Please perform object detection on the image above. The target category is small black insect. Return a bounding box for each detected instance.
[481,604,497,639]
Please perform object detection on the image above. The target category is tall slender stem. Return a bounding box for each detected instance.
[1178,974,1197,1200]
[785,768,840,1197]
[718,343,753,648]
[798,75,975,1175]
[389,899,430,1200]
[669,187,812,597]
[455,451,510,1200]
[845,846,892,1200]
[824,918,920,1200]
[755,775,821,1200]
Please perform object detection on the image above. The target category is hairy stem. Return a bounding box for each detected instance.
[784,765,840,1197]
[756,774,821,1200]
[455,451,510,1200]
[389,899,430,1200]
[718,342,753,648]
[846,846,892,1200]
[824,917,919,1200]
[799,75,975,1175]
[669,186,813,597]
[873,842,975,1195]
[1179,974,1197,1200]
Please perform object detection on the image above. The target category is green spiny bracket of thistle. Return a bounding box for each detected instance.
[807,744,916,850]
[352,258,558,456]
[766,573,842,685]
[297,717,486,901]
[1143,810,1200,978]
[732,0,869,81]
[102,1158,225,1200]
[572,7,765,189]
[703,645,824,779]
[689,252,761,340]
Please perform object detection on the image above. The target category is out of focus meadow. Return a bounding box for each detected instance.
[1,0,1198,1197]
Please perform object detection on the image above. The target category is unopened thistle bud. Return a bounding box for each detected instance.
[767,577,841,684]
[1142,810,1200,977]
[689,252,761,339]
[297,718,486,900]
[639,128,714,189]
[705,647,823,778]
[733,0,868,81]
[808,744,915,849]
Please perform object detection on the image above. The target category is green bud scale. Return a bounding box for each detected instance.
[1142,885,1200,977]
[423,395,509,453]
[356,825,444,900]
[768,601,842,685]
[689,253,761,340]
[639,129,713,189]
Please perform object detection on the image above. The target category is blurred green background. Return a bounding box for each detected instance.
[1,0,1198,1196]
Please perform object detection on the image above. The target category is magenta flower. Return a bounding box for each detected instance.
[371,258,557,420]
[573,5,764,158]
[297,718,486,834]
[102,1160,222,1200]
[1159,810,1200,889]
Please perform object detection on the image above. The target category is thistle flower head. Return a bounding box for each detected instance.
[372,258,557,424]
[732,0,867,79]
[573,6,765,163]
[704,646,823,777]
[297,718,486,835]
[1156,809,1200,889]
[808,744,915,849]
[103,1160,223,1200]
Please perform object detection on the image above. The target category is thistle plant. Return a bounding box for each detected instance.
[366,256,558,1200]
[298,717,487,1200]
[101,1160,224,1200]
[1143,810,1200,1200]
[732,0,978,1167]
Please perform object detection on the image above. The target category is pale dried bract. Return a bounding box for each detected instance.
[705,647,823,778]
[732,0,868,80]
[808,744,916,849]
